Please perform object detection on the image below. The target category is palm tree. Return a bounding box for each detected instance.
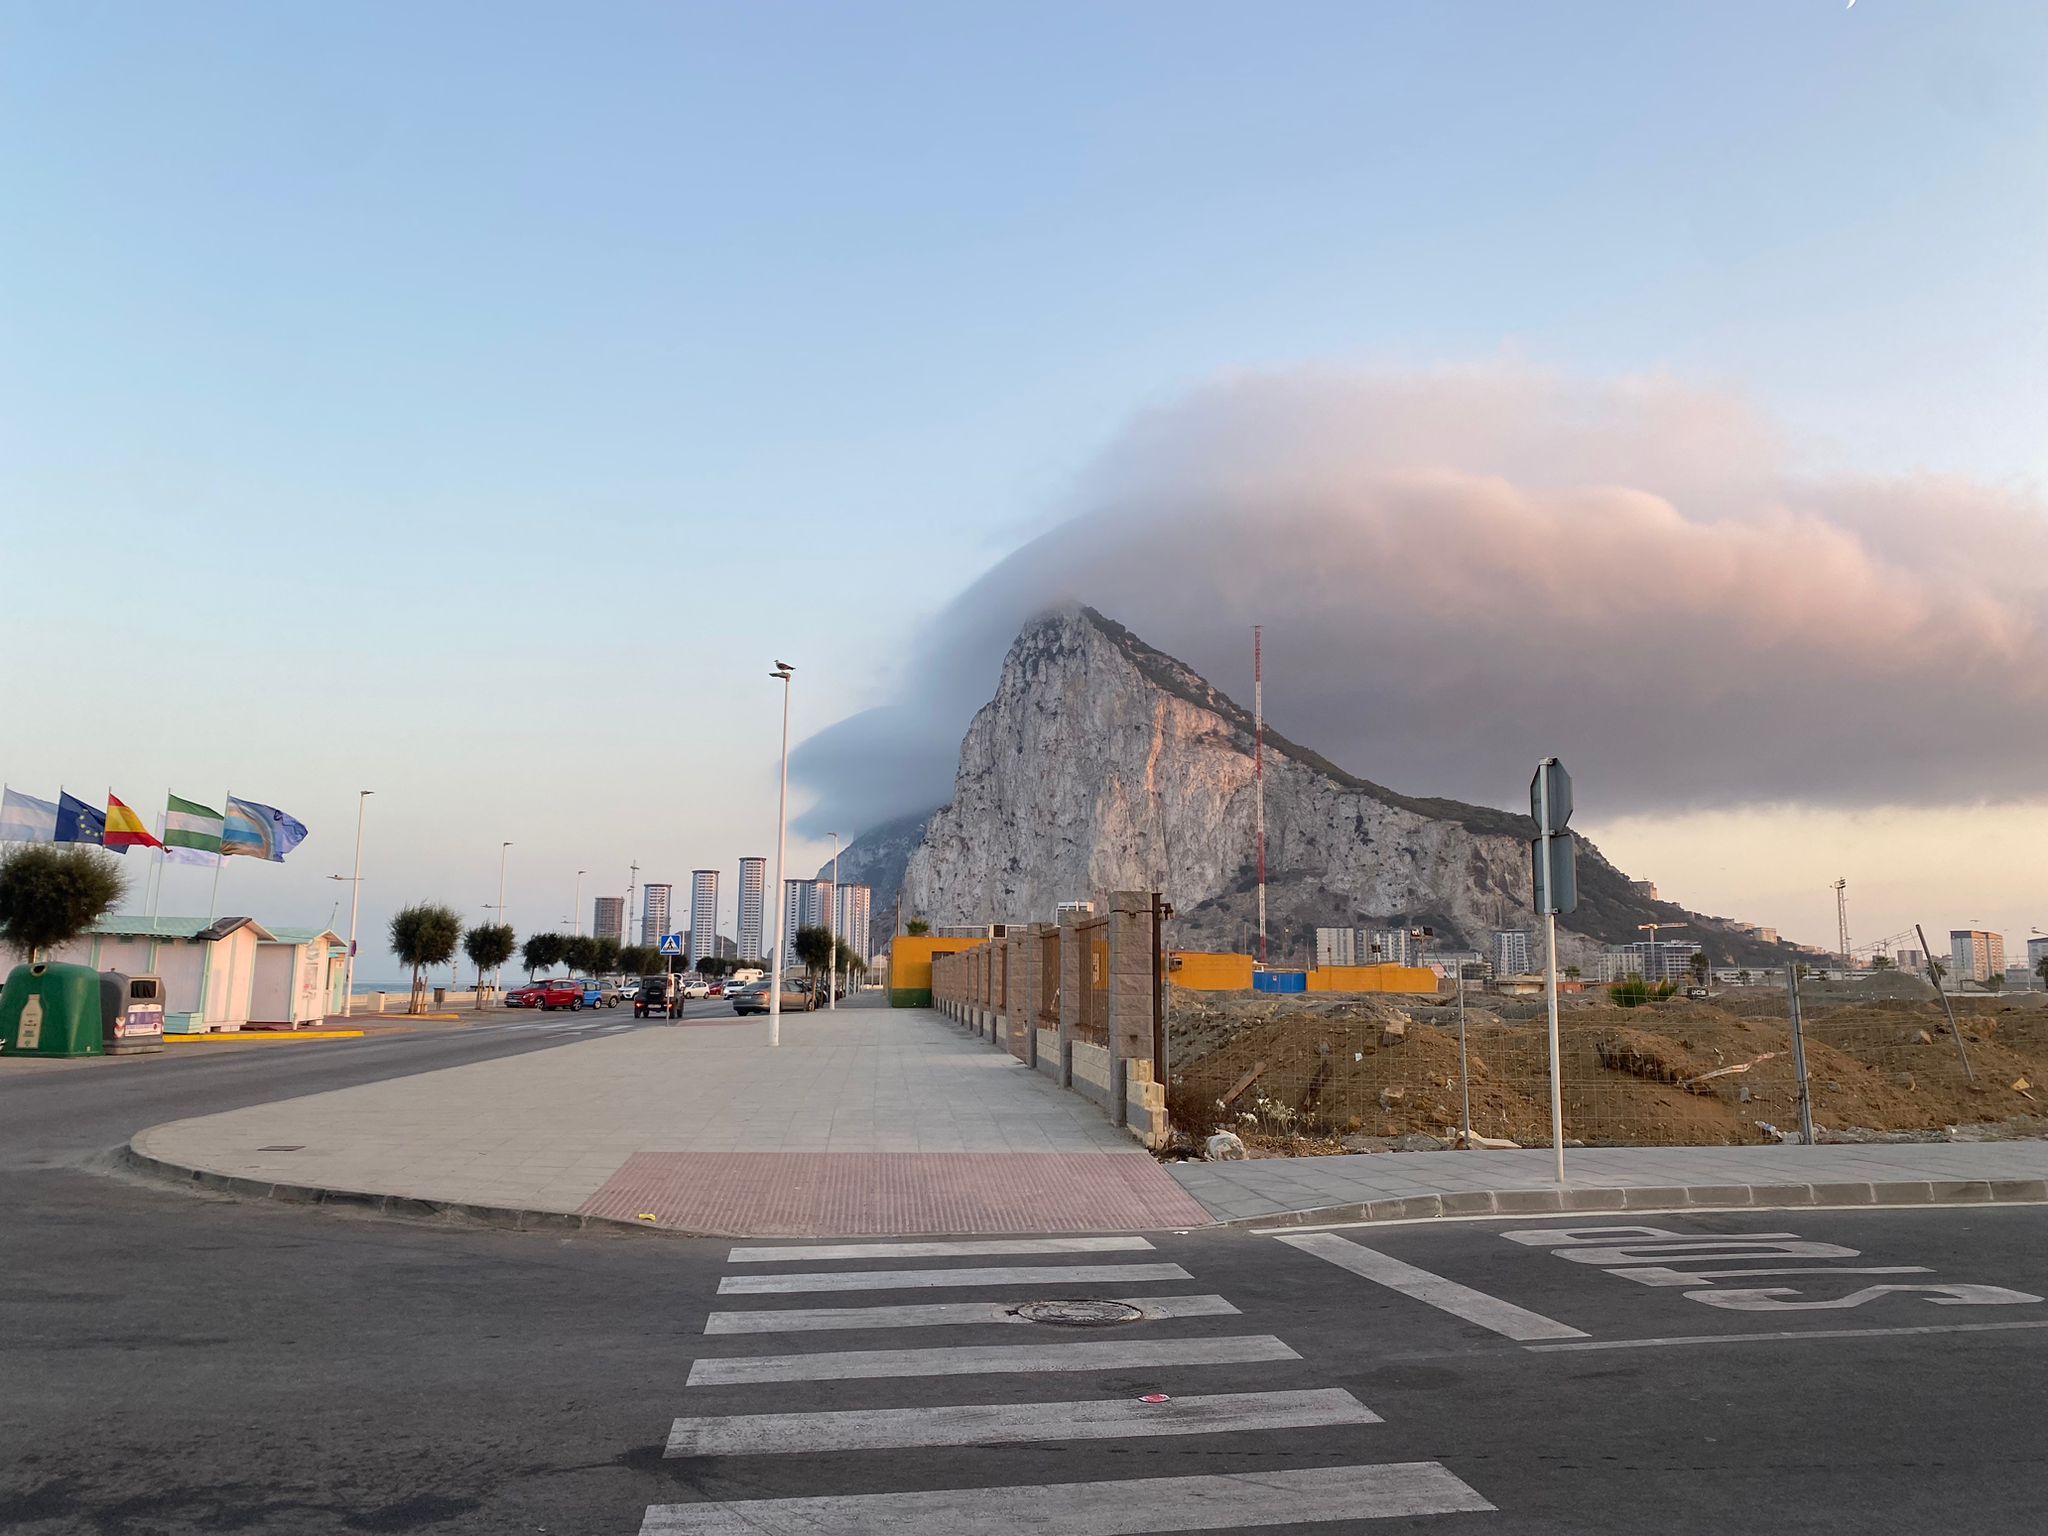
[463,923,516,1001]
[0,845,127,964]
[2037,955,2048,992]
[389,903,462,1014]
[1687,950,1709,986]
[905,919,931,936]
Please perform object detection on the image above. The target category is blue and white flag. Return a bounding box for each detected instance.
[54,791,107,846]
[0,787,59,842]
[222,795,309,862]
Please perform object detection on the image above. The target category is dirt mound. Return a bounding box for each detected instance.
[1166,991,2047,1153]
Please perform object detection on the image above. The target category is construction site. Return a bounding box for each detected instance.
[1164,978,2048,1155]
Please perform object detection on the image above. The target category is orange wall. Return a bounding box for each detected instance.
[888,935,985,992]
[1169,952,1256,991]
[1306,964,1440,994]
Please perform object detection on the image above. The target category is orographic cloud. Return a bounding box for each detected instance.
[795,365,2048,834]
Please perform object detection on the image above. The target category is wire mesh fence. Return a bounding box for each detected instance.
[1164,972,2048,1153]
[1072,916,1110,1047]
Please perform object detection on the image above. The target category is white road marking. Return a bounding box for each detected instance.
[1612,1264,1932,1288]
[727,1237,1155,1263]
[718,1262,1193,1295]
[639,1462,1494,1533]
[1686,1282,2042,1311]
[1276,1232,1588,1341]
[686,1333,1300,1385]
[664,1387,1379,1455]
[705,1294,1238,1334]
[1527,1318,2048,1352]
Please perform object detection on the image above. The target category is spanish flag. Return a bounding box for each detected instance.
[105,792,163,850]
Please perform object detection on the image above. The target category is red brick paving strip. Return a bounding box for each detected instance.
[578,1152,1216,1236]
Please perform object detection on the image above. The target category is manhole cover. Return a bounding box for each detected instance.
[1013,1299,1147,1327]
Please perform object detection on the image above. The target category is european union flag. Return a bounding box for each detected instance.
[53,791,107,847]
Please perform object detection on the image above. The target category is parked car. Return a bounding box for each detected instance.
[633,974,681,1019]
[540,977,606,1011]
[706,981,725,998]
[504,981,548,1008]
[731,979,815,1015]
[682,978,710,1000]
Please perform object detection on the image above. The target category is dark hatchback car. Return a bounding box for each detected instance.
[633,975,681,1019]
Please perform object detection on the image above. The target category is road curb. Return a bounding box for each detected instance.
[119,1142,682,1238]
[1210,1177,2048,1230]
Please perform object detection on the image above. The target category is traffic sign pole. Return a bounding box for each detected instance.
[1537,765,1566,1185]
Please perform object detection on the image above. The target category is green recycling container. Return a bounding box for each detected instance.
[0,963,105,1057]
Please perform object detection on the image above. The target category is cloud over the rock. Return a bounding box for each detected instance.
[796,365,2048,833]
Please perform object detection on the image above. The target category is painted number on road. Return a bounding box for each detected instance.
[1501,1224,2042,1312]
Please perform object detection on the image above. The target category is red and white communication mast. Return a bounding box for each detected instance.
[1254,625,1267,964]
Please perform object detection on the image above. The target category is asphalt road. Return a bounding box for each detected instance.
[4,1017,2045,1535]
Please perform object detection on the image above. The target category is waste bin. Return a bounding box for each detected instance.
[101,972,166,1055]
[432,986,447,1007]
[0,963,105,1057]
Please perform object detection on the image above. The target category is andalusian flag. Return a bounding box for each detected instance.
[164,793,225,866]
[105,793,163,850]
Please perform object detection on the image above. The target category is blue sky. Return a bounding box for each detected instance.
[3,2,2043,970]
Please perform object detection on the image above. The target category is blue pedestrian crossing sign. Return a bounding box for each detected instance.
[657,934,685,955]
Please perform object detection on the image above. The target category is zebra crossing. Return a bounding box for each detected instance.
[640,1233,1496,1533]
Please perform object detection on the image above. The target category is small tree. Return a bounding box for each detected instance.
[463,923,516,1000]
[561,934,597,975]
[1737,969,1752,985]
[1982,972,2004,993]
[1687,950,1709,986]
[2036,955,2048,991]
[590,936,620,975]
[793,925,835,987]
[616,943,659,977]
[1870,954,1894,971]
[1563,964,1581,981]
[698,954,730,979]
[0,845,128,964]
[1929,957,1948,984]
[390,903,462,1014]
[1609,975,1650,1008]
[905,919,931,936]
[522,931,565,978]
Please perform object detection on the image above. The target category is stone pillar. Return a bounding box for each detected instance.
[1106,891,1158,1133]
[1058,911,1083,1090]
[1013,925,1043,1068]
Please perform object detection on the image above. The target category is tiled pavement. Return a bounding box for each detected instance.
[1173,1139,2048,1225]
[130,1004,1212,1236]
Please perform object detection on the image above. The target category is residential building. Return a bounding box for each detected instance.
[641,883,672,949]
[835,884,873,963]
[1603,940,1701,984]
[737,857,766,960]
[687,870,718,969]
[1433,949,1487,981]
[2027,936,2048,970]
[592,896,625,945]
[1894,947,1926,975]
[1314,927,1358,967]
[1949,930,2004,984]
[1491,929,1533,976]
[1364,929,1414,968]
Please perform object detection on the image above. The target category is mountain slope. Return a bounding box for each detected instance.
[891,606,1790,967]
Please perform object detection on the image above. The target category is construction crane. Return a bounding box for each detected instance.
[1833,878,1850,973]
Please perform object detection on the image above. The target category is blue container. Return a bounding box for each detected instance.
[1251,969,1307,994]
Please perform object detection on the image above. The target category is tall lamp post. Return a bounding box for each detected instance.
[573,870,586,936]
[827,831,840,1012]
[493,842,513,994]
[336,790,372,1017]
[768,660,794,1048]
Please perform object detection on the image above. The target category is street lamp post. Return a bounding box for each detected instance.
[768,660,794,1048]
[827,831,840,1012]
[340,791,371,1017]
[573,870,585,936]
[494,842,512,995]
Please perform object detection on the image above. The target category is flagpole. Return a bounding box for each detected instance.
[207,790,229,922]
[147,811,166,927]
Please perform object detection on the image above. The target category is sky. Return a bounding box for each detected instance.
[2,2,2044,975]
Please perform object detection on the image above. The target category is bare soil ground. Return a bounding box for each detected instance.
[1165,986,2048,1153]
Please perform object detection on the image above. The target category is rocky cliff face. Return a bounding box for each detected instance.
[886,606,1785,967]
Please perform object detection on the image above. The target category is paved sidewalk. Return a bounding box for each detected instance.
[1172,1139,2048,1226]
[129,1004,1213,1236]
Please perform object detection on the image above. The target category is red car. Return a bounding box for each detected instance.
[707,982,726,997]
[540,977,605,1011]
[503,981,547,1008]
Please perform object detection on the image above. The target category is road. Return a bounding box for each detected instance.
[4,1012,2046,1534]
